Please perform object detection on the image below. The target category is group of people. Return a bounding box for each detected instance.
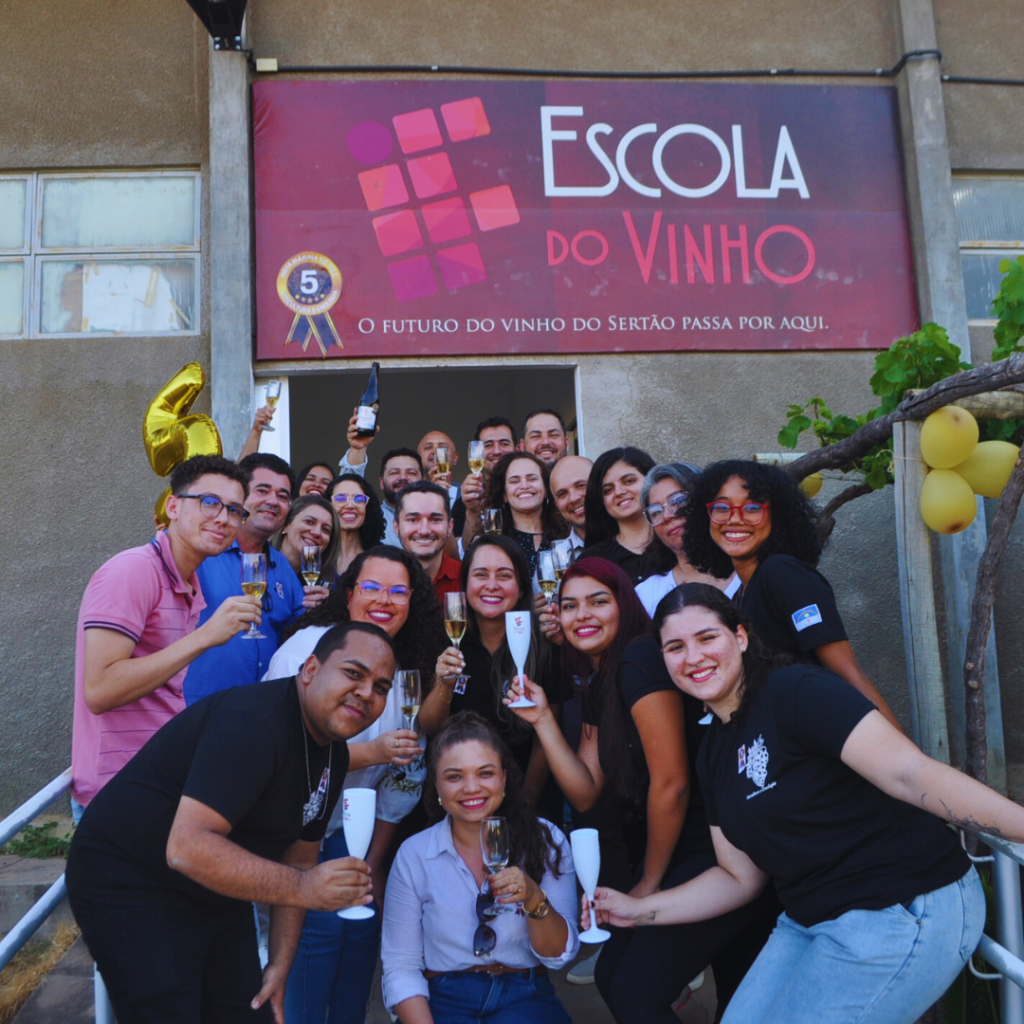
[64,401,1024,1024]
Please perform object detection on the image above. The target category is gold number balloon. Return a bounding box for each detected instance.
[143,362,222,478]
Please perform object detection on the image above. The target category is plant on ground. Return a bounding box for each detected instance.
[0,921,80,1024]
[0,821,73,860]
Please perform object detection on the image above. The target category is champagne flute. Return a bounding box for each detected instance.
[570,828,611,943]
[435,444,450,483]
[482,508,503,534]
[444,592,467,651]
[504,610,535,708]
[396,670,421,732]
[337,788,377,920]
[480,816,510,877]
[537,550,558,605]
[240,553,267,639]
[300,544,321,586]
[467,440,485,474]
[261,379,282,432]
[553,544,572,581]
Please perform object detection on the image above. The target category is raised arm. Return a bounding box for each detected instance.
[841,709,1024,842]
[238,406,276,460]
[815,641,902,732]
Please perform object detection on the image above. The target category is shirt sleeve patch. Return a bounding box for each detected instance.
[792,604,823,631]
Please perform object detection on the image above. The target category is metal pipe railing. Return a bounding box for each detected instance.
[0,768,72,849]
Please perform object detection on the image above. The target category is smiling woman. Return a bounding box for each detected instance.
[273,496,341,588]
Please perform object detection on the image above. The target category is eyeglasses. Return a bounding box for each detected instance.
[643,491,688,526]
[332,493,369,505]
[473,892,497,957]
[705,501,768,525]
[355,580,413,604]
[178,494,249,523]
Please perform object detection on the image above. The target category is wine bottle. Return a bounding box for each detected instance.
[354,362,380,438]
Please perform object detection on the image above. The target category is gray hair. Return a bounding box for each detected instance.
[641,462,702,509]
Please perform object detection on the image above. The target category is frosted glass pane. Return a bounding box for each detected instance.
[953,178,1024,242]
[40,259,195,334]
[41,176,197,249]
[961,253,1010,320]
[0,180,27,249]
[0,262,24,333]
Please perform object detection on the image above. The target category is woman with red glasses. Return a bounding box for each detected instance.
[327,473,386,576]
[682,460,899,728]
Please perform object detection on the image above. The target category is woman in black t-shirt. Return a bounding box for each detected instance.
[683,458,900,729]
[590,584,1024,1024]
[508,558,776,1024]
[581,447,658,584]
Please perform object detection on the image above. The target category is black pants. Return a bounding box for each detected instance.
[67,848,272,1024]
[594,848,782,1024]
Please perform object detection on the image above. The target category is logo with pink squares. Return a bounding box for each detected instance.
[348,97,521,303]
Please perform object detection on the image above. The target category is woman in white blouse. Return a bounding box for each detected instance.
[382,712,579,1024]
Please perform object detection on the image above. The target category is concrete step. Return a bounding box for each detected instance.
[11,935,93,1024]
[0,855,73,942]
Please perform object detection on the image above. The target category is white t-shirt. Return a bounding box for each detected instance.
[635,571,741,618]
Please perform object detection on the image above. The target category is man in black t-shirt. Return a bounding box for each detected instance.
[66,622,396,1024]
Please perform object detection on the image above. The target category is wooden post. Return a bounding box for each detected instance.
[892,420,949,762]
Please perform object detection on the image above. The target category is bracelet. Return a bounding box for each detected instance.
[525,888,550,919]
[439,679,455,705]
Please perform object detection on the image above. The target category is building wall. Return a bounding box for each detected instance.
[1,0,1021,807]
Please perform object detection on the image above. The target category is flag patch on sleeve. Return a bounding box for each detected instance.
[792,604,823,631]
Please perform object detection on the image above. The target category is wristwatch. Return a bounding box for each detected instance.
[525,889,550,919]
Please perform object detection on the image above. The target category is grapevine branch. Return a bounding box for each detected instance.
[784,354,1024,482]
[816,482,874,546]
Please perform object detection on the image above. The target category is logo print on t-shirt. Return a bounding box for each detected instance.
[745,735,769,790]
[792,604,823,632]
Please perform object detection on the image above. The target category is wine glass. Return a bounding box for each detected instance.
[300,544,321,586]
[468,440,485,475]
[504,611,535,708]
[553,544,572,581]
[444,592,467,651]
[396,670,421,732]
[240,553,267,639]
[570,828,611,943]
[261,379,282,432]
[537,550,558,607]
[482,508,503,534]
[434,444,450,484]
[480,816,510,877]
[337,788,377,920]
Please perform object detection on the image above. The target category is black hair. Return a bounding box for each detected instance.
[273,495,341,585]
[328,473,386,552]
[425,711,564,883]
[296,461,336,488]
[379,447,424,479]
[169,454,248,498]
[289,545,446,681]
[474,415,518,445]
[395,479,452,518]
[311,620,395,665]
[521,407,566,437]
[485,451,568,546]
[583,447,657,546]
[682,459,823,579]
[239,452,296,495]
[652,582,786,721]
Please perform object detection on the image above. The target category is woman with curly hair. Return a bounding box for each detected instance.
[581,447,658,584]
[264,546,446,1024]
[485,451,568,580]
[382,711,578,1024]
[327,472,386,576]
[682,460,899,728]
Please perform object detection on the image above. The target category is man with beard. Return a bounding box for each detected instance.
[520,408,569,466]
[458,417,517,549]
[393,481,461,601]
[377,448,424,547]
[549,455,592,554]
[185,454,306,704]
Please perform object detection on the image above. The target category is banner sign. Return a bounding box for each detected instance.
[253,80,918,359]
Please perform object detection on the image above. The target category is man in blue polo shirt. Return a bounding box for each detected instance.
[184,453,306,705]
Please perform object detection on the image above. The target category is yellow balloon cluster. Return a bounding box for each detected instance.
[143,362,223,527]
[798,473,824,498]
[918,406,1020,534]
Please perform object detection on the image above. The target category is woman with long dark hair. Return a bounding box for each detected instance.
[589,583,1024,1024]
[296,460,336,498]
[382,712,578,1024]
[485,451,568,579]
[682,459,899,728]
[272,495,341,602]
[508,558,776,1023]
[581,447,658,584]
[419,535,564,807]
[327,472,387,576]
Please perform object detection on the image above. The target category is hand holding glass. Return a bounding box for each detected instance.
[481,817,510,876]
[240,554,267,639]
[261,380,282,432]
[571,828,611,943]
[337,788,376,920]
[504,611,535,708]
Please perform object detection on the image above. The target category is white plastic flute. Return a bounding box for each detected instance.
[337,787,376,920]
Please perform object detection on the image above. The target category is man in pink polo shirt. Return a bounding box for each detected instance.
[71,454,263,813]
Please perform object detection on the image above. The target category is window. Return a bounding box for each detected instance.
[0,171,200,338]
[953,176,1024,322]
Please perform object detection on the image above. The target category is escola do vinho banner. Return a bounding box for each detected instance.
[253,80,918,359]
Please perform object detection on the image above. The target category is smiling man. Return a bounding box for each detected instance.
[184,453,307,705]
[394,481,461,600]
[67,622,396,1024]
[549,455,592,552]
[71,455,259,815]
[377,448,424,548]
[520,408,569,467]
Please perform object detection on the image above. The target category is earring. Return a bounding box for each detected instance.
[438,795,443,804]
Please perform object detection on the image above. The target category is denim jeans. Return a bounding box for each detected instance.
[722,867,985,1024]
[427,969,571,1024]
[284,829,381,1024]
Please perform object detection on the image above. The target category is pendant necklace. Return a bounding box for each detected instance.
[301,724,332,826]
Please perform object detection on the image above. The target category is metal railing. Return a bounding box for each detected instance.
[0,768,113,1024]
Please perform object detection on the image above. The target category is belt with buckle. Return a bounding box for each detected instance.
[424,964,547,978]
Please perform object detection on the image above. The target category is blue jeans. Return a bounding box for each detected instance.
[427,969,571,1024]
[722,867,985,1024]
[284,830,381,1024]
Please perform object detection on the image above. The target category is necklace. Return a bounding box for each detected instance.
[301,722,332,826]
